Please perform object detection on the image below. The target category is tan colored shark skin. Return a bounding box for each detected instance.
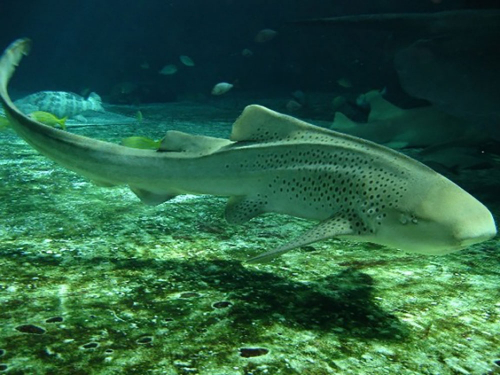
[0,39,497,263]
[331,90,472,149]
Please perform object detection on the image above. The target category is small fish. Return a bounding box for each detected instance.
[159,64,178,75]
[136,110,143,123]
[211,82,233,96]
[179,55,195,67]
[254,29,277,43]
[241,48,253,57]
[121,136,161,150]
[337,77,352,88]
[291,90,305,103]
[285,99,302,112]
[140,61,150,69]
[28,111,67,130]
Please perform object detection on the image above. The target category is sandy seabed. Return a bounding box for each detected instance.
[0,101,499,375]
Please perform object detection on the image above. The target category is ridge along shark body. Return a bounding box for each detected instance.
[0,39,497,263]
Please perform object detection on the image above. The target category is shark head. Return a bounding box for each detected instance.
[373,176,497,255]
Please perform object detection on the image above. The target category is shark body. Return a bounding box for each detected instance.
[295,10,500,135]
[0,39,496,263]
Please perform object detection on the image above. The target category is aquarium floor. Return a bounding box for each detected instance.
[0,101,499,375]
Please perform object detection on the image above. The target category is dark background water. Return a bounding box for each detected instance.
[0,0,497,103]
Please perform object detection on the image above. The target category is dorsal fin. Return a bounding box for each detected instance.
[0,39,31,101]
[230,104,328,142]
[365,90,405,122]
[331,112,358,130]
[159,130,232,155]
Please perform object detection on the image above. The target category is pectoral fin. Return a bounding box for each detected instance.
[365,90,405,122]
[332,112,358,131]
[130,186,177,206]
[225,196,266,224]
[247,213,355,263]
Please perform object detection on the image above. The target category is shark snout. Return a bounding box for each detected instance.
[412,180,497,254]
[453,206,497,249]
[455,219,497,249]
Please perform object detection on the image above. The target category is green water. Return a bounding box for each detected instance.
[0,104,499,374]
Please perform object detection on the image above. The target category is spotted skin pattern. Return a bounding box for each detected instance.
[15,91,103,118]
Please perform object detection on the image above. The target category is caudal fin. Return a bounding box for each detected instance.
[0,38,32,106]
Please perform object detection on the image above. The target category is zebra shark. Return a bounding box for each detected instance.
[0,39,496,263]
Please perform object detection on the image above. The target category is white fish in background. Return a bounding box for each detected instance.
[285,99,302,112]
[211,82,233,95]
[241,48,253,57]
[159,64,178,75]
[254,28,277,43]
[291,89,305,104]
[14,91,104,118]
[337,77,353,88]
[179,55,195,67]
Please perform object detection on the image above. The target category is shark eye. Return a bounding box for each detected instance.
[399,213,409,225]
[399,213,419,225]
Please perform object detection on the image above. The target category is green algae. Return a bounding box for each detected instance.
[0,104,499,374]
